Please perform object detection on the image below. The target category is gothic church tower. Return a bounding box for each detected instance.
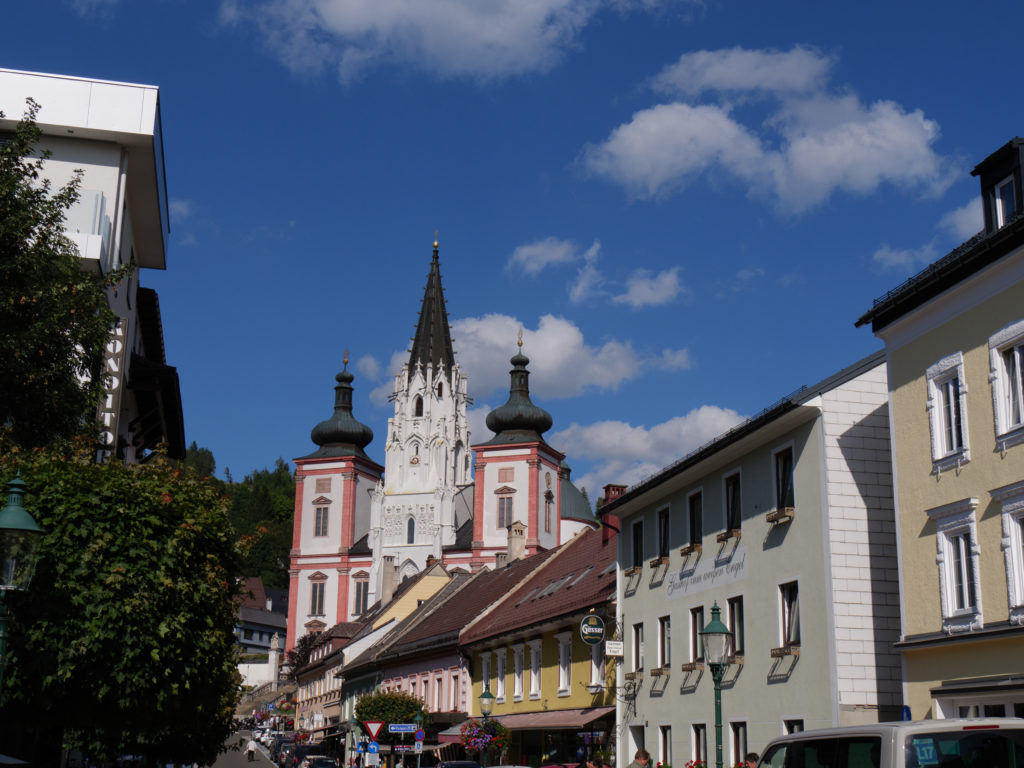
[367,240,471,602]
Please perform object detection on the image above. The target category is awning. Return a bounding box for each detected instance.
[439,707,614,741]
[438,724,466,744]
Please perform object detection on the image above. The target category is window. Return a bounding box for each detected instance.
[498,467,514,483]
[314,506,329,537]
[927,497,982,630]
[632,520,644,568]
[995,481,1024,622]
[414,395,423,417]
[481,654,491,693]
[545,492,554,534]
[449,672,459,711]
[996,174,1017,228]
[590,643,605,689]
[926,352,970,470]
[437,382,443,398]
[498,495,514,528]
[632,622,645,671]
[657,507,670,558]
[309,581,325,616]
[434,674,443,711]
[784,719,804,734]
[692,724,708,764]
[315,477,331,493]
[690,606,705,662]
[407,517,415,544]
[727,595,744,656]
[528,639,542,698]
[774,447,794,510]
[725,472,741,531]
[495,650,507,701]
[659,725,672,768]
[730,722,748,766]
[990,320,1024,447]
[779,582,800,648]
[354,573,369,616]
[658,615,671,667]
[422,677,429,706]
[688,491,702,548]
[513,644,524,701]
[557,632,572,694]
[409,679,416,699]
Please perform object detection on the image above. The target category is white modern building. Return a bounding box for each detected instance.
[0,68,184,461]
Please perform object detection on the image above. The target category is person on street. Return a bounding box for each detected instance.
[627,749,650,768]
[745,753,759,768]
[247,738,258,762]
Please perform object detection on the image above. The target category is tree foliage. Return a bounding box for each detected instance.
[286,631,319,681]
[0,99,121,449]
[354,690,428,745]
[228,457,295,588]
[0,434,243,765]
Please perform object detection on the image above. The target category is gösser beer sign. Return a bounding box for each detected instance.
[579,613,606,645]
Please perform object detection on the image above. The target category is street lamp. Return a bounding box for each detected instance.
[700,602,733,768]
[478,681,495,718]
[413,710,424,768]
[0,473,44,697]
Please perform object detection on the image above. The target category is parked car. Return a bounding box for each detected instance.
[299,756,335,768]
[758,718,1024,768]
[437,761,482,768]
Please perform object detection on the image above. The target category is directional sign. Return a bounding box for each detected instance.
[389,724,417,733]
[364,721,385,741]
[357,743,367,753]
[394,745,414,753]
[368,742,380,754]
[414,729,426,742]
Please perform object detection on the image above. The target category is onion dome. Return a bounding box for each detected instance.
[299,354,374,461]
[481,338,553,445]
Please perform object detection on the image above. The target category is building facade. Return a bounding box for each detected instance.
[856,137,1024,720]
[601,353,902,768]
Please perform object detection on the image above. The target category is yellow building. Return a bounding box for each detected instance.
[460,527,618,767]
[856,137,1024,719]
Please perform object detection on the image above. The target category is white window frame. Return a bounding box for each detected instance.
[687,488,703,548]
[927,497,983,632]
[556,631,572,695]
[996,174,1016,228]
[926,351,970,472]
[993,480,1024,625]
[778,580,800,649]
[512,643,524,701]
[723,469,742,532]
[589,643,604,690]
[495,650,507,702]
[727,593,744,657]
[480,653,491,695]
[657,613,671,668]
[689,604,705,663]
[528,639,542,699]
[632,621,645,672]
[314,505,330,537]
[730,720,748,767]
[449,671,459,712]
[989,319,1024,450]
[309,580,325,616]
[691,722,708,764]
[659,724,672,768]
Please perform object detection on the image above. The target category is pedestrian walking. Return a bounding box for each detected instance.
[627,749,650,768]
[745,753,759,768]
[247,738,258,762]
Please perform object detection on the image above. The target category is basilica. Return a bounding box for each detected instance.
[285,242,596,650]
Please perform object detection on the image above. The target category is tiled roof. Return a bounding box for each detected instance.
[239,576,267,609]
[461,527,615,645]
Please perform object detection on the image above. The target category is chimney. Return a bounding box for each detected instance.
[602,484,626,506]
[601,513,621,546]
[426,554,437,568]
[507,521,526,562]
[495,552,508,569]
[266,597,273,611]
[380,556,398,606]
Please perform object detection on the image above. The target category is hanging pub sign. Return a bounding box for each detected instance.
[579,613,606,645]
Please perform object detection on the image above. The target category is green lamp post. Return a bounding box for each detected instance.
[478,681,496,767]
[414,710,424,768]
[700,602,734,768]
[0,473,44,698]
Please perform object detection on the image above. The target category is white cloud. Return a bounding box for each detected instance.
[508,237,583,276]
[939,197,983,241]
[169,198,193,223]
[612,266,684,308]
[652,46,833,97]
[355,354,381,380]
[872,240,938,272]
[369,312,691,405]
[569,241,604,303]
[734,266,764,290]
[219,0,678,84]
[583,46,953,212]
[552,405,745,495]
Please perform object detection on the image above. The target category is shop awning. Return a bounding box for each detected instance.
[495,707,614,730]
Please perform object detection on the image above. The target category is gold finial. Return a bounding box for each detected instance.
[517,329,524,348]
[343,349,350,367]
[434,230,439,249]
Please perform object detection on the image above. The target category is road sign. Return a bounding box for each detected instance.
[368,742,380,754]
[357,743,367,753]
[367,754,380,766]
[389,724,416,733]
[394,745,414,752]
[414,729,425,742]
[415,742,423,754]
[364,721,385,740]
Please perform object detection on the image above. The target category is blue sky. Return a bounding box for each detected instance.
[6,0,1022,496]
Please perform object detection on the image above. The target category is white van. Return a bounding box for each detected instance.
[758,718,1024,768]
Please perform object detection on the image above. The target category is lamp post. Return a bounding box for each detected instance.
[348,715,361,768]
[414,710,424,768]
[478,682,495,767]
[0,473,44,698]
[699,602,733,768]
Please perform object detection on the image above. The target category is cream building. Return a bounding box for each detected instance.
[856,137,1024,719]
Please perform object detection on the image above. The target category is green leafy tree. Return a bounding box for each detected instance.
[181,440,217,478]
[354,690,428,746]
[0,434,243,766]
[286,631,319,681]
[229,457,295,588]
[0,99,122,449]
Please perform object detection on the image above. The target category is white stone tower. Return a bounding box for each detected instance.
[367,240,472,600]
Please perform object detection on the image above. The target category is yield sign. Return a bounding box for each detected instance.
[364,721,385,741]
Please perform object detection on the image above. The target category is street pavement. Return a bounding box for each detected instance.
[214,731,274,767]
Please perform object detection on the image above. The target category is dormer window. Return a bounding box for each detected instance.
[996,175,1017,228]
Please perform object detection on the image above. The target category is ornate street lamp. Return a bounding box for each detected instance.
[478,681,495,719]
[700,602,733,768]
[0,473,44,697]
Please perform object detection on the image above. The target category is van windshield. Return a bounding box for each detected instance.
[905,729,1024,768]
[762,736,882,768]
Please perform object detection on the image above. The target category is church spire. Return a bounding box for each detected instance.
[409,236,455,373]
[300,352,374,461]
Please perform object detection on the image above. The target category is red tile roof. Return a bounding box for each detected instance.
[461,527,615,645]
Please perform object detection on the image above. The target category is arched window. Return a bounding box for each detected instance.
[407,517,416,544]
[414,395,423,417]
[437,382,443,398]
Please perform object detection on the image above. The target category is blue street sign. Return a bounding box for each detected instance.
[389,724,417,733]
[902,705,912,722]
[357,743,367,753]
[368,742,380,754]
[414,729,426,742]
